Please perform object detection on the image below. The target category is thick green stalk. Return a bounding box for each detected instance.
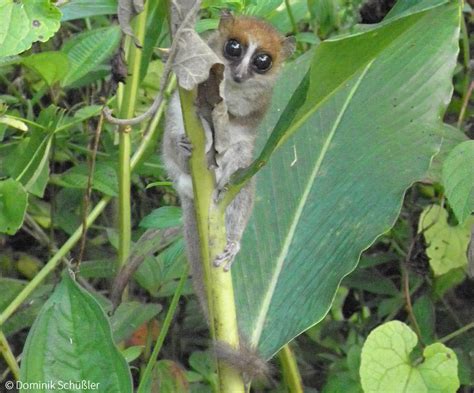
[0,330,20,380]
[0,78,175,327]
[178,88,245,393]
[117,3,149,270]
[137,264,189,393]
[278,344,304,393]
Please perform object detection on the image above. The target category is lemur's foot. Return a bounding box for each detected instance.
[214,240,241,271]
[178,135,192,157]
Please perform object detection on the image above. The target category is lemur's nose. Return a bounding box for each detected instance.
[232,74,243,83]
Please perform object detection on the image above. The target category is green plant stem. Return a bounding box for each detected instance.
[117,5,148,273]
[0,78,174,328]
[137,264,189,393]
[439,321,474,344]
[178,87,245,393]
[0,197,110,327]
[284,0,298,36]
[0,330,20,380]
[278,344,304,393]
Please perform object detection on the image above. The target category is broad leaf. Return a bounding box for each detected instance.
[442,140,474,223]
[61,26,121,87]
[0,178,28,235]
[232,1,460,357]
[20,274,133,392]
[0,0,61,57]
[360,321,459,393]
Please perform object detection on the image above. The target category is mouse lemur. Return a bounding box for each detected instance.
[163,12,295,306]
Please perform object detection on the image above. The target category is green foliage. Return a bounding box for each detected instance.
[0,0,471,392]
[61,26,121,87]
[234,0,460,357]
[419,204,474,276]
[139,206,182,229]
[0,178,28,235]
[20,274,133,392]
[22,52,69,86]
[360,321,459,393]
[442,140,474,223]
[0,0,61,57]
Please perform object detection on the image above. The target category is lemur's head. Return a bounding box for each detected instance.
[208,12,295,87]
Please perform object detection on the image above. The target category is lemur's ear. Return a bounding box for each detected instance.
[219,9,234,30]
[282,36,296,58]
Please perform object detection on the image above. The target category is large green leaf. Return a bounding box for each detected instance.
[61,26,121,87]
[232,1,460,357]
[20,274,133,392]
[0,0,61,57]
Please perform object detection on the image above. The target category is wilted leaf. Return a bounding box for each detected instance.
[20,274,133,392]
[118,0,145,47]
[442,140,474,223]
[0,178,28,235]
[419,204,474,276]
[0,0,61,57]
[360,321,459,393]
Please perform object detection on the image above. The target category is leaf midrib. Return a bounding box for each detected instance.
[250,61,374,347]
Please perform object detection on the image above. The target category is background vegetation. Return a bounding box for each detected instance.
[0,0,472,392]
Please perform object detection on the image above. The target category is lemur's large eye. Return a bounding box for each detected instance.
[224,39,242,59]
[252,53,272,73]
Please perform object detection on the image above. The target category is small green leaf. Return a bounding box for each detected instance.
[22,52,69,86]
[0,178,28,235]
[121,345,144,363]
[0,0,61,56]
[61,26,121,87]
[442,140,474,223]
[139,206,182,229]
[54,162,119,196]
[110,301,161,343]
[0,115,28,132]
[419,205,474,276]
[360,321,459,393]
[60,0,118,21]
[150,360,190,393]
[20,274,133,392]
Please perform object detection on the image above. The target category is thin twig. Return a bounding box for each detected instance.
[77,110,105,266]
[457,80,473,129]
[0,330,20,380]
[137,263,189,393]
[103,0,201,125]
